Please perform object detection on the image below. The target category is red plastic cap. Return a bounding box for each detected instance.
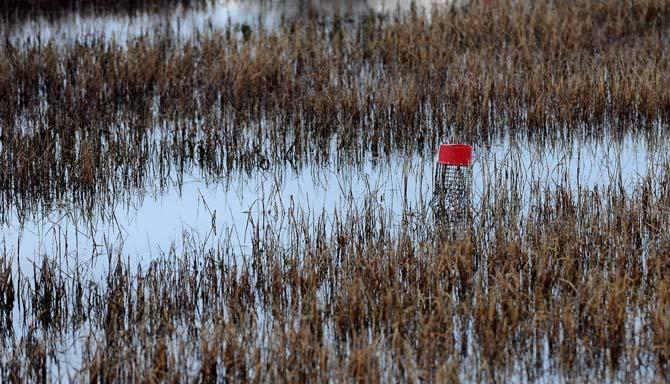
[437,144,473,166]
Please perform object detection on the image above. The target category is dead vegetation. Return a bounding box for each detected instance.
[1,163,669,381]
[1,0,670,381]
[1,0,669,218]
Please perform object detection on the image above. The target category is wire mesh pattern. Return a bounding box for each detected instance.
[432,163,473,237]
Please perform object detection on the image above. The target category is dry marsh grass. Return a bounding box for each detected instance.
[1,0,669,216]
[1,165,670,381]
[2,0,670,381]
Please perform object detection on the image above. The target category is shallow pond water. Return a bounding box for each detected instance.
[5,0,452,45]
[2,133,665,276]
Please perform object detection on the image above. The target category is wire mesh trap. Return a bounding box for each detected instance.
[432,144,473,237]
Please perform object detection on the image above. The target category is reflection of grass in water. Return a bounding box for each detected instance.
[3,0,208,15]
[1,164,670,381]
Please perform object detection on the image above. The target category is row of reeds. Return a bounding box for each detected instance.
[0,0,669,219]
[2,0,208,16]
[1,162,669,382]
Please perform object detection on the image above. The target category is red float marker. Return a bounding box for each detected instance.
[437,144,473,166]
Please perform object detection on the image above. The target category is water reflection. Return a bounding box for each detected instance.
[1,134,664,274]
[4,0,451,44]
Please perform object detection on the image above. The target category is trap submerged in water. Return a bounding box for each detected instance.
[432,144,473,236]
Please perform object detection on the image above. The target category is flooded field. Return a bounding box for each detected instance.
[1,0,670,382]
[5,0,447,44]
